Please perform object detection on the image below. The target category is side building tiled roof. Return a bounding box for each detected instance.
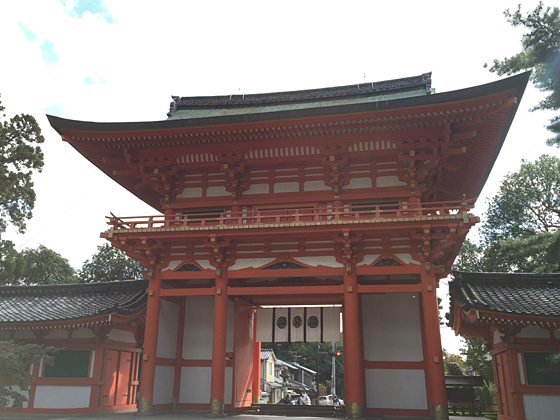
[0,280,148,325]
[449,271,560,320]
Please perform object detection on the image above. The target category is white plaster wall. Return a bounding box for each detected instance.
[153,365,175,405]
[556,329,560,339]
[523,394,560,420]
[493,330,502,345]
[206,186,229,197]
[517,353,526,385]
[107,329,137,344]
[0,329,11,340]
[44,329,68,339]
[346,177,372,189]
[293,256,343,268]
[362,293,423,362]
[229,258,275,270]
[303,180,331,191]
[179,366,232,405]
[273,182,299,193]
[182,297,234,358]
[13,330,35,339]
[245,184,269,195]
[33,385,91,409]
[394,253,420,265]
[163,260,183,272]
[365,369,427,409]
[176,187,202,198]
[376,175,407,187]
[73,328,95,339]
[356,255,381,267]
[157,300,179,359]
[516,325,550,339]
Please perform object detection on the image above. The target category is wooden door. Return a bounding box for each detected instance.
[116,351,132,406]
[103,350,119,406]
[234,298,253,407]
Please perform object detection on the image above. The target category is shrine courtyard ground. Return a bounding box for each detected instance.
[0,414,483,420]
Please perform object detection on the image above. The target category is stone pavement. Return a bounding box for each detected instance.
[0,413,484,420]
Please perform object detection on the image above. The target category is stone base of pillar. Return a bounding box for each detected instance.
[208,399,226,417]
[347,402,364,418]
[429,404,449,420]
[136,397,152,414]
[252,397,259,404]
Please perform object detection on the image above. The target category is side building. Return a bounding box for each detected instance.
[0,280,146,415]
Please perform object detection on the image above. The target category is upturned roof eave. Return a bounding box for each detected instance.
[47,72,530,137]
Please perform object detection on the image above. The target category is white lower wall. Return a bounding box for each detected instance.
[182,296,234,359]
[365,369,427,409]
[362,293,423,361]
[153,365,175,405]
[523,394,560,420]
[179,366,232,404]
[33,385,91,409]
[107,328,137,343]
[157,299,179,359]
[5,386,28,408]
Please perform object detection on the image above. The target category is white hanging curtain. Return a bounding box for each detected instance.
[255,307,340,343]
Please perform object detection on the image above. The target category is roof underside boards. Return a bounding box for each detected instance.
[47,72,530,209]
[0,280,148,326]
[449,271,560,318]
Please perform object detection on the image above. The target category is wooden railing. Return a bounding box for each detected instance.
[106,200,474,231]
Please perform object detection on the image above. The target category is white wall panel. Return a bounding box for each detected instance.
[183,296,214,360]
[73,328,95,339]
[5,386,28,408]
[157,300,179,359]
[346,177,372,189]
[13,330,35,339]
[365,369,427,409]
[376,175,407,187]
[225,366,233,405]
[273,182,299,193]
[523,394,560,420]
[362,293,423,362]
[394,253,420,265]
[206,186,229,197]
[44,329,68,339]
[226,300,234,353]
[229,258,275,270]
[245,184,269,195]
[0,330,10,340]
[153,365,175,405]
[517,325,550,339]
[34,385,91,409]
[180,366,211,403]
[108,329,137,344]
[176,187,202,198]
[303,180,330,191]
[293,256,343,268]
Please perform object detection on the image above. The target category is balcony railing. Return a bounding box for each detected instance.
[106,200,474,232]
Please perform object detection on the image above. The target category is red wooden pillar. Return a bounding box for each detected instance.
[138,269,162,413]
[343,263,364,418]
[420,265,448,420]
[252,309,261,404]
[209,267,229,415]
[173,297,186,410]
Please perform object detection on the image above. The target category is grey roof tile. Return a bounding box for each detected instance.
[0,280,148,324]
[449,271,560,318]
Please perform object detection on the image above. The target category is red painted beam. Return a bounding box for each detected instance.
[160,288,215,297]
[227,285,344,296]
[357,284,422,294]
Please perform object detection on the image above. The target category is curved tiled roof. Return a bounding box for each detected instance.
[0,280,148,324]
[169,73,432,112]
[449,271,560,318]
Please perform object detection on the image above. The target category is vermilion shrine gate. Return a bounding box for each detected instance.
[48,72,529,419]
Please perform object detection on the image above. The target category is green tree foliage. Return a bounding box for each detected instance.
[442,348,466,374]
[264,339,344,398]
[16,245,77,285]
[482,155,560,243]
[460,337,494,383]
[79,244,144,282]
[0,96,44,284]
[487,2,560,146]
[452,238,485,272]
[0,340,56,410]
